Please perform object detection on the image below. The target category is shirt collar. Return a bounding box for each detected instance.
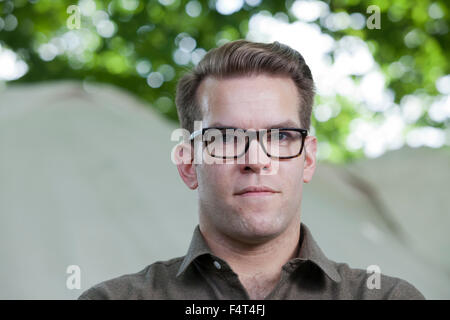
[176,225,211,277]
[294,223,342,283]
[176,222,341,283]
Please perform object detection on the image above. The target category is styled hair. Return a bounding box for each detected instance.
[175,39,315,134]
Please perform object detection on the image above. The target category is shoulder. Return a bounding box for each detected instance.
[78,257,184,300]
[333,262,425,300]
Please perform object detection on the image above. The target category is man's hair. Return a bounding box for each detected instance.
[175,39,315,134]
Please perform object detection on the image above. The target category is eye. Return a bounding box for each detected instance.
[222,133,235,143]
[278,132,290,140]
[268,131,291,141]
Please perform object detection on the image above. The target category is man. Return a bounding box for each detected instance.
[78,40,425,300]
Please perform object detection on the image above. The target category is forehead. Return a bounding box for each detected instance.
[197,74,301,128]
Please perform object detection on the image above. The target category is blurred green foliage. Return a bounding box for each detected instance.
[0,0,449,163]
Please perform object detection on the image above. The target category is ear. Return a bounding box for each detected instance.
[174,143,198,190]
[303,135,317,183]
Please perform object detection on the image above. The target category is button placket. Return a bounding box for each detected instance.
[213,260,222,270]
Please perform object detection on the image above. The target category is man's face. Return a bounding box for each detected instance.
[180,74,317,244]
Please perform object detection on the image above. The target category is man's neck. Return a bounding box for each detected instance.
[199,217,301,299]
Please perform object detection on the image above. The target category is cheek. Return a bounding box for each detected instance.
[198,164,234,196]
[281,159,304,194]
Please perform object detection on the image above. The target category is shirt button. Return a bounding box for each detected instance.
[213,261,222,270]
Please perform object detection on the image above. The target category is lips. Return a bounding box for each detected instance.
[234,186,279,196]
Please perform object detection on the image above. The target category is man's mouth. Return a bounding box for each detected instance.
[234,186,280,196]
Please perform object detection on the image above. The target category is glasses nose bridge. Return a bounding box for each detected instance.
[244,129,269,159]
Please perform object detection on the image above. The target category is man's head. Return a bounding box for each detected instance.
[176,40,315,134]
[174,40,317,245]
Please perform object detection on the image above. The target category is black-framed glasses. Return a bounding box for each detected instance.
[190,127,308,159]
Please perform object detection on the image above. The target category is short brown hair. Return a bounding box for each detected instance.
[175,39,315,133]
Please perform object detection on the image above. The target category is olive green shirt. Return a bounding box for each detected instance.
[78,223,425,300]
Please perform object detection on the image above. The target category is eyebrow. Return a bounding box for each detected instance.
[208,120,301,129]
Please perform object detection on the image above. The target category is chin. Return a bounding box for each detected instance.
[234,212,285,242]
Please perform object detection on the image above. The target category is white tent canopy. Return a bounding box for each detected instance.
[0,81,449,299]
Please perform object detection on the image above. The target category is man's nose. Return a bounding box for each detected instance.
[239,137,272,173]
